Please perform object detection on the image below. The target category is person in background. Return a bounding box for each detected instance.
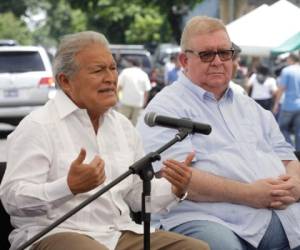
[246,64,277,111]
[166,53,181,85]
[164,54,177,84]
[147,67,165,105]
[229,43,247,95]
[117,58,151,125]
[137,16,300,250]
[273,52,300,150]
[273,57,288,120]
[0,31,209,250]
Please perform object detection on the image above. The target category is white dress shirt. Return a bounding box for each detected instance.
[0,90,177,250]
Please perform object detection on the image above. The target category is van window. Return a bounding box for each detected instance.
[0,51,45,73]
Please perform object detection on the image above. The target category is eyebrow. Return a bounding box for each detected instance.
[87,63,116,69]
[198,47,232,51]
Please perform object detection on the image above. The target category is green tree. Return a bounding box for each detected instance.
[69,0,203,44]
[0,0,203,46]
[143,0,203,43]
[0,12,33,44]
[45,0,87,44]
[0,0,28,17]
[124,7,166,44]
[89,3,166,44]
[0,0,49,19]
[0,0,87,47]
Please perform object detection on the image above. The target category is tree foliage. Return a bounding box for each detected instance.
[0,0,28,17]
[66,1,164,44]
[45,0,87,43]
[68,0,203,44]
[142,0,203,43]
[125,7,165,43]
[0,12,33,45]
[0,0,203,47]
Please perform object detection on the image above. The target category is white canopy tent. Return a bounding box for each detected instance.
[227,0,300,57]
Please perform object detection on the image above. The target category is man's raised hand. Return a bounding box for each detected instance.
[67,148,106,194]
[161,151,195,199]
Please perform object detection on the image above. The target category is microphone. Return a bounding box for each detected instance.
[144,112,212,135]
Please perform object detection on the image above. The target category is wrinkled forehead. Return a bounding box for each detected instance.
[75,43,115,66]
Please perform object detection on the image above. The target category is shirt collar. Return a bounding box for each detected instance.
[226,84,235,100]
[54,90,86,119]
[54,90,112,123]
[178,71,233,102]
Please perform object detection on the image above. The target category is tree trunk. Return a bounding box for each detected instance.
[168,10,183,44]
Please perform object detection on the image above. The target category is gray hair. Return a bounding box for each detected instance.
[53,31,110,84]
[180,16,228,51]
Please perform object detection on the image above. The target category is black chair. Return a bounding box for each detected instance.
[0,162,13,250]
[294,151,300,161]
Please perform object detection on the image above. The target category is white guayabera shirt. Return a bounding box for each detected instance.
[0,90,177,250]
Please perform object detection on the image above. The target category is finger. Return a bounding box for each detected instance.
[269,201,283,208]
[164,159,182,166]
[184,151,195,166]
[96,169,106,184]
[162,173,184,189]
[271,189,291,197]
[155,170,163,178]
[73,148,86,165]
[89,155,103,168]
[269,201,288,210]
[89,160,105,181]
[279,174,290,180]
[281,196,296,204]
[163,161,190,178]
[268,180,294,190]
[165,153,195,167]
[275,182,294,190]
[267,178,285,185]
[273,196,296,205]
[162,167,190,186]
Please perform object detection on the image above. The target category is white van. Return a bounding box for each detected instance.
[0,45,56,127]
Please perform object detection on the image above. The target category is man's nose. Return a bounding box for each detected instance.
[211,53,223,64]
[104,69,117,82]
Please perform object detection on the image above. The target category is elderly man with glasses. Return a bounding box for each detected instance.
[137,16,300,250]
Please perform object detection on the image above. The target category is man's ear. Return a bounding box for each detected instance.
[57,73,71,94]
[178,52,188,69]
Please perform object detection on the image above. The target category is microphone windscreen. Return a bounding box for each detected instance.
[144,112,157,127]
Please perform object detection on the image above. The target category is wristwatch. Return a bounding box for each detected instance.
[176,191,188,202]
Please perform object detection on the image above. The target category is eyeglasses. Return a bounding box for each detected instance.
[185,49,235,63]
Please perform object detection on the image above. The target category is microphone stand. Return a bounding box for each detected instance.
[17,129,190,250]
[137,128,189,250]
